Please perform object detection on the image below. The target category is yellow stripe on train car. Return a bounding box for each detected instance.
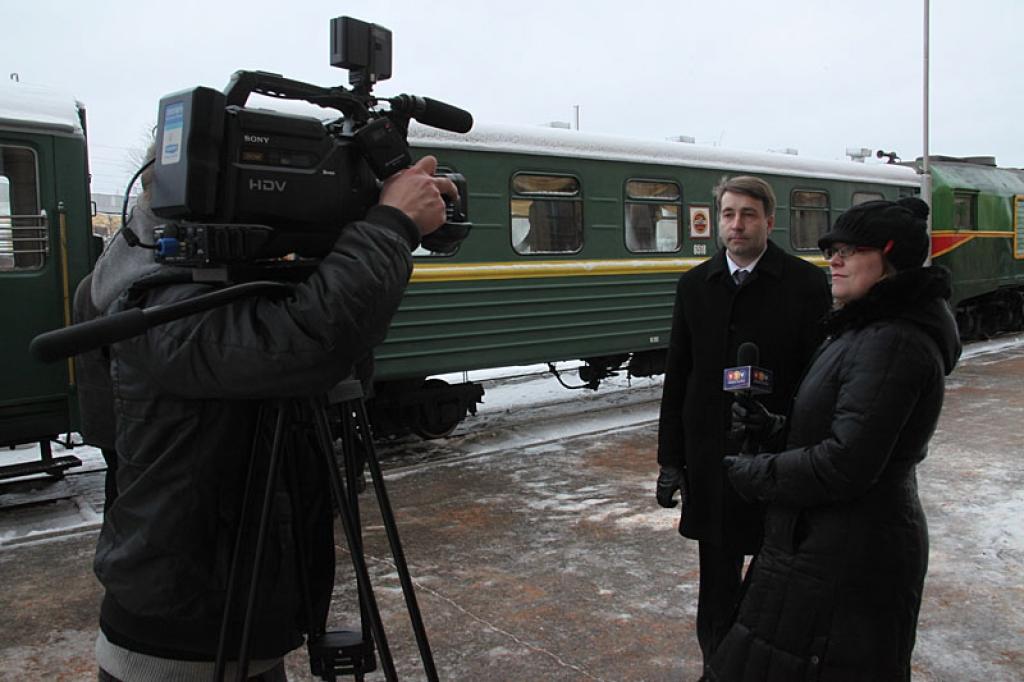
[410,255,829,283]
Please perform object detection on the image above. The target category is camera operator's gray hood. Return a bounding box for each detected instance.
[91,201,189,312]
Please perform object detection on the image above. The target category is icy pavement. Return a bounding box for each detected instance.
[0,340,1022,680]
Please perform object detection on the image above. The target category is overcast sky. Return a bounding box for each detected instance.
[5,0,1021,195]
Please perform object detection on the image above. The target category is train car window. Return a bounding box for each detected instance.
[953,191,978,230]
[413,164,463,258]
[510,173,582,254]
[624,179,681,253]
[852,191,884,205]
[790,189,830,250]
[0,146,45,272]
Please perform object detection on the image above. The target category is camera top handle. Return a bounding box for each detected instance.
[224,70,373,124]
[224,70,473,136]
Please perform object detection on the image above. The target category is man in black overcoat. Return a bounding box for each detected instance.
[654,175,831,670]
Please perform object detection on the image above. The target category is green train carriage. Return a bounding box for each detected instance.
[0,82,99,477]
[927,156,1024,337]
[366,124,919,436]
[5,86,1022,446]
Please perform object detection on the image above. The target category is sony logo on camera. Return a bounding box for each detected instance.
[244,134,270,144]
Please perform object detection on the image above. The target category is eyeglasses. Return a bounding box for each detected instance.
[821,244,879,259]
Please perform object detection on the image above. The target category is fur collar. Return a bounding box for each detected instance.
[823,266,961,374]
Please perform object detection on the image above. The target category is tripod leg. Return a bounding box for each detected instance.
[352,399,439,682]
[215,403,287,682]
[286,427,365,682]
[310,399,399,682]
[282,439,320,650]
[339,403,373,645]
[234,403,292,682]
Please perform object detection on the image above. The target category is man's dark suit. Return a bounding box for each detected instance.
[657,239,831,661]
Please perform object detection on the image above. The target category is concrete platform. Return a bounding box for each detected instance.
[0,340,1021,681]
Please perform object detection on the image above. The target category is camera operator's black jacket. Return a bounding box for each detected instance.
[708,267,961,681]
[657,240,831,553]
[92,204,420,661]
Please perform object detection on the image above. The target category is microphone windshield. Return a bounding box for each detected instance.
[737,342,759,367]
[389,94,473,133]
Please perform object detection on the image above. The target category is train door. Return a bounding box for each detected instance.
[0,134,80,476]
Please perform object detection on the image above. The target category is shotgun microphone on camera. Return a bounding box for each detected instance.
[388,95,473,133]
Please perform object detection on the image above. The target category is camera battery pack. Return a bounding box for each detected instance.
[152,87,226,219]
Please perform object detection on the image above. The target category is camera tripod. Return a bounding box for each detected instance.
[214,379,438,682]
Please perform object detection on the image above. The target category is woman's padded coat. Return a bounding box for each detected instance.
[709,267,962,682]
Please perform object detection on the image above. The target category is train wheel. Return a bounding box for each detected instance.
[413,378,463,439]
[955,308,978,340]
[978,304,1002,339]
[1003,291,1024,331]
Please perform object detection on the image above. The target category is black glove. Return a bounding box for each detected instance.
[723,454,764,504]
[656,466,686,508]
[730,395,785,452]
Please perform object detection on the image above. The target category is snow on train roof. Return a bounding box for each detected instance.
[409,122,919,187]
[0,81,83,136]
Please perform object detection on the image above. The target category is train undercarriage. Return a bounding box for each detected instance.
[369,351,667,440]
[955,286,1024,340]
[369,378,485,439]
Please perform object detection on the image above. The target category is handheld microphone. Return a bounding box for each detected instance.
[723,342,772,394]
[723,342,774,454]
[388,94,473,133]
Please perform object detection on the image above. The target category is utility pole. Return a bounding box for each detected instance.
[922,0,933,251]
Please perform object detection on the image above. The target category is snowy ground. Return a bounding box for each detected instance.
[1,334,1020,545]
[0,335,1022,680]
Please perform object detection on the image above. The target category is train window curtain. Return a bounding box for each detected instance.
[511,173,582,254]
[625,179,681,253]
[790,189,830,251]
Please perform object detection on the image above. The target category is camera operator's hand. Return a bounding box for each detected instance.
[655,466,687,509]
[380,155,459,236]
[729,395,785,448]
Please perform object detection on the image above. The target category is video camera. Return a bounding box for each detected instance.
[147,16,472,273]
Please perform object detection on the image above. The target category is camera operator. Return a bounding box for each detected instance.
[89,153,456,682]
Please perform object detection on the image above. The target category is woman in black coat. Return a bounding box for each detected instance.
[707,198,962,681]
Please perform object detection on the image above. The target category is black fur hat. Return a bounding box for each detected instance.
[818,197,931,270]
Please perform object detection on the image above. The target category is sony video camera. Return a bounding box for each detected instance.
[148,16,472,273]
